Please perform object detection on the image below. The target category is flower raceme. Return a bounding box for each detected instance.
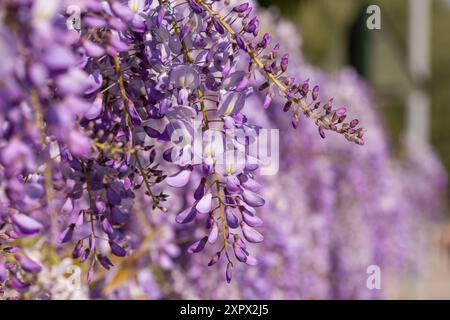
[0,0,364,295]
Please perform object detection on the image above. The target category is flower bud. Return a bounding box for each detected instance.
[350,119,359,128]
[109,241,127,257]
[283,101,293,112]
[280,54,289,72]
[208,252,221,266]
[312,85,320,101]
[226,262,233,283]
[318,126,326,139]
[235,35,247,51]
[232,3,250,13]
[72,240,84,259]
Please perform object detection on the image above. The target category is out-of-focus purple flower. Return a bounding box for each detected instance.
[109,241,127,257]
[16,255,42,274]
[11,214,43,236]
[225,262,233,283]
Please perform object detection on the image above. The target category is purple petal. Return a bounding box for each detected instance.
[72,240,84,259]
[175,207,197,224]
[226,262,233,283]
[84,16,107,28]
[187,237,207,254]
[218,91,246,116]
[75,211,84,228]
[208,252,221,266]
[29,63,48,87]
[106,187,122,205]
[16,255,42,274]
[109,35,129,52]
[123,177,132,190]
[109,241,127,257]
[166,169,191,188]
[245,255,258,266]
[263,93,272,109]
[83,40,105,58]
[242,190,265,207]
[235,235,247,250]
[144,126,161,139]
[318,126,326,139]
[95,200,106,214]
[101,216,114,235]
[42,45,77,70]
[242,211,263,227]
[156,5,166,27]
[9,276,29,292]
[235,76,249,92]
[233,244,247,263]
[80,249,90,263]
[61,198,74,214]
[240,203,256,215]
[108,17,127,32]
[226,207,239,229]
[131,15,146,33]
[196,193,212,214]
[312,85,320,100]
[111,2,134,21]
[84,70,103,95]
[111,207,129,225]
[212,18,225,34]
[241,222,264,243]
[0,262,7,283]
[87,260,94,284]
[239,175,261,192]
[194,178,206,201]
[233,3,250,13]
[97,254,114,270]
[26,183,44,199]
[171,65,200,89]
[208,222,219,244]
[56,69,90,95]
[68,130,91,158]
[58,224,74,243]
[336,107,347,117]
[11,213,43,235]
[226,175,241,193]
[280,53,289,72]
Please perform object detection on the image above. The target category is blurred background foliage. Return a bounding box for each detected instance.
[259,0,450,200]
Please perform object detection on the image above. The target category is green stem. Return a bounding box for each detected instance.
[113,55,157,204]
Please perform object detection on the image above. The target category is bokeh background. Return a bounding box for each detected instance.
[258,0,450,298]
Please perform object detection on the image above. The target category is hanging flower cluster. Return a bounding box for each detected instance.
[163,4,447,299]
[0,0,366,296]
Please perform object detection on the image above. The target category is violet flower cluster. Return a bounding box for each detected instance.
[165,5,447,299]
[0,0,445,300]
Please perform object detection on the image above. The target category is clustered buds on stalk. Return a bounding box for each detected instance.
[0,0,365,294]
